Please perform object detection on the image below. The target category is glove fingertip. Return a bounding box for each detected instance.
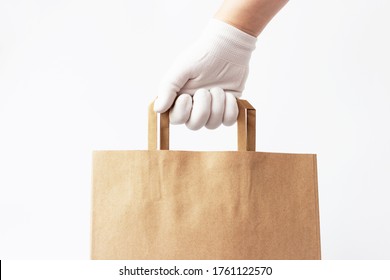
[153,99,167,113]
[154,93,176,113]
[169,94,192,124]
[223,92,239,126]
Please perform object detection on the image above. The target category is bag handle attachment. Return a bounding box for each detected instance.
[148,99,256,151]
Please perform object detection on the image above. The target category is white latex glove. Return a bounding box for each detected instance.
[154,19,257,130]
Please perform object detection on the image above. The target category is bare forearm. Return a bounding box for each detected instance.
[215,0,289,36]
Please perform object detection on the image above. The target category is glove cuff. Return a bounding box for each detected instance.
[198,19,257,65]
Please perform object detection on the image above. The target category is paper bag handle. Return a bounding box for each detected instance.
[148,99,256,151]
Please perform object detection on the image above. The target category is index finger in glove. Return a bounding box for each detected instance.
[154,61,193,113]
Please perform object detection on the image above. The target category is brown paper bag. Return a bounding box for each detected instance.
[91,100,321,260]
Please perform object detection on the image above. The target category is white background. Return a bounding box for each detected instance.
[0,0,389,259]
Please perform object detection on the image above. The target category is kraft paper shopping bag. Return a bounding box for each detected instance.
[91,100,321,259]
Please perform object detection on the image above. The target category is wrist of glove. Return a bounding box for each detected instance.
[154,19,256,130]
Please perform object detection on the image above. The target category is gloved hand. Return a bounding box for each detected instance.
[154,19,257,130]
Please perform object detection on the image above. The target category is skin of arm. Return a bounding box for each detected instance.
[215,0,289,37]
